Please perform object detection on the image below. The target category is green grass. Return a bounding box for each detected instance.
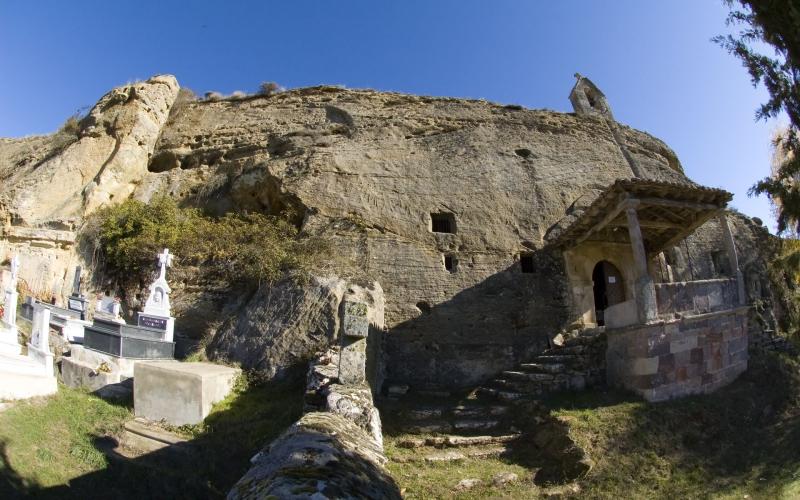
[0,375,304,499]
[384,351,800,499]
[0,386,130,492]
[549,351,800,499]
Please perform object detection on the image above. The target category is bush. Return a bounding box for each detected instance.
[257,81,283,96]
[82,196,327,288]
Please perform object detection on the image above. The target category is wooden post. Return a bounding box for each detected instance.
[626,207,658,323]
[718,213,747,305]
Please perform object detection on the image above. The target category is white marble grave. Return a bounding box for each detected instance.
[0,255,21,355]
[138,248,175,342]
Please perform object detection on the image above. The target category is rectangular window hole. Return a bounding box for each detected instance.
[431,212,456,233]
[444,254,457,273]
[520,254,534,273]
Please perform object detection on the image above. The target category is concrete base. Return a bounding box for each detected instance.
[134,361,241,425]
[0,352,57,400]
[60,345,136,399]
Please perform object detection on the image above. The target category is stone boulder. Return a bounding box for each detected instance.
[208,276,384,383]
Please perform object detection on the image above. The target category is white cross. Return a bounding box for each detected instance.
[157,248,173,280]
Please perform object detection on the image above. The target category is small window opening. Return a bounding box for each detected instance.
[443,254,457,273]
[711,251,730,277]
[431,212,456,233]
[520,254,535,273]
[416,301,431,314]
[585,90,597,108]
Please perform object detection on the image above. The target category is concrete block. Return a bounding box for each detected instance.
[134,361,241,425]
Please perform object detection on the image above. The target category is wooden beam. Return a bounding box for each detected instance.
[638,197,723,212]
[649,208,723,253]
[574,196,639,245]
[608,219,678,230]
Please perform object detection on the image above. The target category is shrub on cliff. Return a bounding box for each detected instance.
[82,196,327,288]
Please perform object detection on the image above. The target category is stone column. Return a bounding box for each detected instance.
[718,213,747,306]
[339,301,369,385]
[626,207,658,323]
[28,307,53,374]
[0,282,20,355]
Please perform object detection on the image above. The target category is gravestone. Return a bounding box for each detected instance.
[28,307,54,374]
[66,266,88,320]
[338,301,369,385]
[137,248,175,342]
[95,293,123,322]
[0,255,21,355]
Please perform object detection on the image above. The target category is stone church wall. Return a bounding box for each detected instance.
[606,308,749,402]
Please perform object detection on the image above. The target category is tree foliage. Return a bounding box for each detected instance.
[83,196,327,288]
[715,0,800,233]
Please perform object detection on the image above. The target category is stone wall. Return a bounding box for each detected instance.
[229,336,399,497]
[606,308,749,402]
[655,278,738,317]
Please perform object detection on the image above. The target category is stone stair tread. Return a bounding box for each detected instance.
[397,433,520,449]
[418,446,509,463]
[503,371,554,381]
[123,419,189,446]
[404,420,453,434]
[518,363,567,374]
[453,418,500,431]
[407,407,444,420]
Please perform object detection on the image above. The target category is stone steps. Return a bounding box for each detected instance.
[119,418,191,454]
[392,445,511,463]
[403,416,503,435]
[518,362,567,374]
[396,433,521,449]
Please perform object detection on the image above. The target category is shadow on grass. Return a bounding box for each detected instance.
[0,376,304,500]
[542,350,800,498]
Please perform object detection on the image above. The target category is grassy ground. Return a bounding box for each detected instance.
[0,375,303,499]
[384,351,800,499]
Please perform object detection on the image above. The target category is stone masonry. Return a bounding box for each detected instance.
[606,308,749,402]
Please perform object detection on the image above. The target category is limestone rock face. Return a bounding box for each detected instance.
[3,75,179,226]
[207,276,384,382]
[208,276,347,379]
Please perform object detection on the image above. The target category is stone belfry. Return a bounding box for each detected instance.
[569,73,615,120]
[569,73,643,178]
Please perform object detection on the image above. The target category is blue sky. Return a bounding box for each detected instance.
[0,1,782,230]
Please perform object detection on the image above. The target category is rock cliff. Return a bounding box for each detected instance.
[0,75,781,389]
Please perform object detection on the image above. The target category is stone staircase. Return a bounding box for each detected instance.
[381,329,606,449]
[476,332,605,404]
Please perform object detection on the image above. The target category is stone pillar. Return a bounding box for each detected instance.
[28,307,54,375]
[339,301,369,385]
[718,213,747,306]
[626,207,658,323]
[0,280,20,355]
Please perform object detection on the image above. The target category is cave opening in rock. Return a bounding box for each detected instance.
[431,212,456,233]
[520,254,535,273]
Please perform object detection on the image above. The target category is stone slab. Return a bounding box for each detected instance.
[134,361,241,425]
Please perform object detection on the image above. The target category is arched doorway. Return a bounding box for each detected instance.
[592,261,625,326]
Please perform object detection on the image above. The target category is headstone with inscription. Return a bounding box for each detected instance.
[66,266,88,321]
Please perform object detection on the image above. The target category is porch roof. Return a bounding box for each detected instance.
[551,179,732,254]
